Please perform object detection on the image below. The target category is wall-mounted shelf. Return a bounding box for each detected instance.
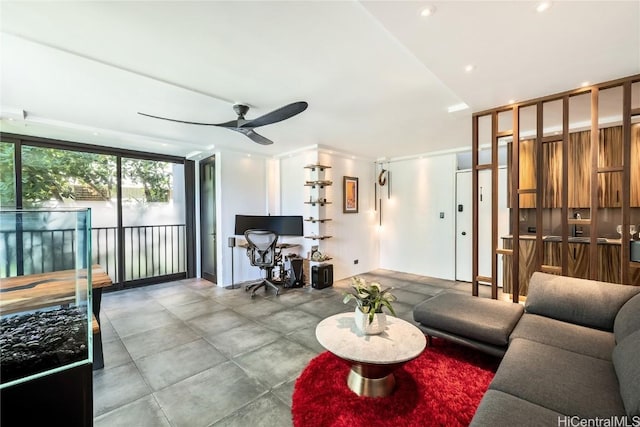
[304,180,333,188]
[310,257,333,262]
[304,235,332,240]
[304,200,332,206]
[304,218,332,223]
[304,164,332,172]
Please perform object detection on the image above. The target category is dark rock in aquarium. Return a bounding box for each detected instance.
[1,307,89,384]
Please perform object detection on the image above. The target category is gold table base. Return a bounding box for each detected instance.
[346,362,401,397]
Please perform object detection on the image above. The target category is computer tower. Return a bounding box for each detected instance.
[312,264,333,289]
[285,257,304,288]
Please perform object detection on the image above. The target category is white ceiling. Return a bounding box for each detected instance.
[1,1,639,161]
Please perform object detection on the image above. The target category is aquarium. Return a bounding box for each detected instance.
[0,208,92,389]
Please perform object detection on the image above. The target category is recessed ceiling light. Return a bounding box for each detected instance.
[8,118,14,121]
[536,2,551,13]
[464,64,475,73]
[161,143,168,147]
[508,99,515,104]
[206,144,215,150]
[420,5,436,17]
[247,154,251,157]
[92,132,99,136]
[581,81,590,87]
[448,103,469,113]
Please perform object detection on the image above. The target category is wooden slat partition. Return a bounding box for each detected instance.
[561,96,569,276]
[472,115,479,297]
[621,81,632,284]
[597,166,624,173]
[541,265,562,274]
[590,89,599,280]
[541,135,563,144]
[473,74,640,302]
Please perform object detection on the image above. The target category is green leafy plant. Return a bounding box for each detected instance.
[343,276,397,324]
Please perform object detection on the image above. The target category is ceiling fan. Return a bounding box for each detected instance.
[138,101,308,145]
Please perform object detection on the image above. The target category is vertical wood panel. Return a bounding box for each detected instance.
[519,139,536,208]
[472,115,479,297]
[561,96,569,276]
[542,141,563,208]
[589,89,599,280]
[568,131,591,208]
[622,81,631,284]
[598,127,623,208]
[535,102,544,271]
[632,124,640,207]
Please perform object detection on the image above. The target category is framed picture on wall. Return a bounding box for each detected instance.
[343,176,359,213]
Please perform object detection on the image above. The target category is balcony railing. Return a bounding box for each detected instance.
[0,224,186,283]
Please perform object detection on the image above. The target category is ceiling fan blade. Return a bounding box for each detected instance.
[240,101,308,128]
[233,128,274,145]
[138,112,237,127]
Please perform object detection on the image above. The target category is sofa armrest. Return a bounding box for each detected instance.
[525,272,640,331]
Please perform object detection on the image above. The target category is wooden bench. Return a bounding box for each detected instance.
[1,265,113,369]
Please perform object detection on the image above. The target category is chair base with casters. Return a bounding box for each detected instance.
[245,275,280,297]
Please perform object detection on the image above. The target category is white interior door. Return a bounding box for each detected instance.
[455,171,472,282]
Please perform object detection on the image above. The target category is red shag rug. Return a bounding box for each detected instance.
[292,339,500,427]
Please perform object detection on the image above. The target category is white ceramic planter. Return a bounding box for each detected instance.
[354,308,386,335]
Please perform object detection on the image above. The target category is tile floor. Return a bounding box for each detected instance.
[93,269,501,427]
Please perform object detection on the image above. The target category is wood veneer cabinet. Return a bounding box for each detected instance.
[598,126,623,208]
[632,124,640,207]
[501,237,537,295]
[568,132,590,208]
[502,237,640,295]
[512,126,638,208]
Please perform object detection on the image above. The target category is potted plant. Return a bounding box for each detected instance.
[343,276,397,334]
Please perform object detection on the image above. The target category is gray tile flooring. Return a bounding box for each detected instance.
[93,269,501,427]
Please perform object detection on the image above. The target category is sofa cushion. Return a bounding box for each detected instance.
[612,329,640,417]
[614,293,640,343]
[510,313,615,360]
[413,292,523,347]
[470,389,564,427]
[525,272,640,331]
[490,338,626,418]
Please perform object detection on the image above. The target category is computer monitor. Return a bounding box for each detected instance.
[234,215,304,236]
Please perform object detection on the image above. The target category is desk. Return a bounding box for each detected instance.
[237,242,300,250]
[0,265,113,369]
[0,264,111,317]
[237,242,301,283]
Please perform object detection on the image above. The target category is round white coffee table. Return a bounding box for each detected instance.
[315,312,426,397]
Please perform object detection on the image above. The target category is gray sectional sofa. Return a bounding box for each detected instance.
[413,272,640,426]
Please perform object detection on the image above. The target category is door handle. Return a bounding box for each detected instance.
[461,231,467,236]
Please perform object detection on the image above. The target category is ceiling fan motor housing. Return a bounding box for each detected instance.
[233,103,250,119]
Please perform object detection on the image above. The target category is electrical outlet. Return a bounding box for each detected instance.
[353,259,359,265]
[440,212,445,219]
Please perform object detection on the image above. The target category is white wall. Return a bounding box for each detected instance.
[213,148,458,286]
[216,151,269,286]
[378,154,457,280]
[279,149,378,282]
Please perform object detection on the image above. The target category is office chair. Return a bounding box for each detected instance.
[244,229,280,297]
